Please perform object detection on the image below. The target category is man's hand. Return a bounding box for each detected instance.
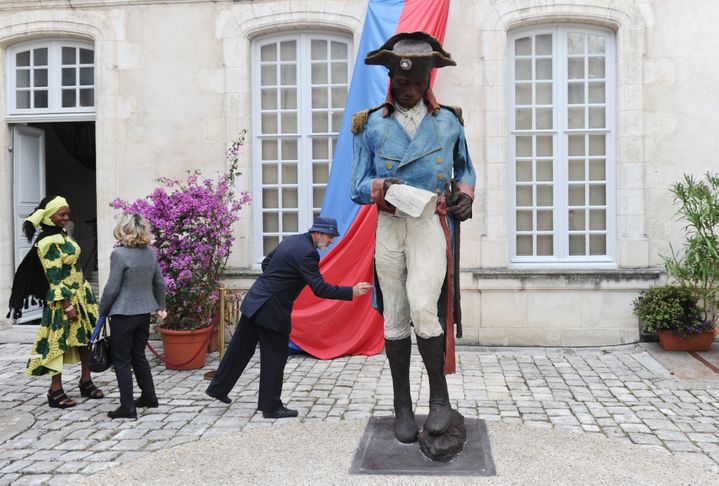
[382,177,406,192]
[352,282,373,297]
[447,192,473,221]
[156,310,168,321]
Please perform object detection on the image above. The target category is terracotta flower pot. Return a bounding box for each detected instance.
[157,326,212,370]
[657,329,714,352]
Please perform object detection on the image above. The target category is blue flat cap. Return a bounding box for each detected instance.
[309,216,340,236]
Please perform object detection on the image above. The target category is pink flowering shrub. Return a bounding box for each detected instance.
[111,133,251,330]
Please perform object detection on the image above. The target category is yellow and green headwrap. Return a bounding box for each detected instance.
[25,196,69,229]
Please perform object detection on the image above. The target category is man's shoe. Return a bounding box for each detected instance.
[107,407,137,419]
[134,396,159,408]
[262,406,298,419]
[205,389,232,404]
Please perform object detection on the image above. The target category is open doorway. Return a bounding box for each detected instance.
[12,121,97,323]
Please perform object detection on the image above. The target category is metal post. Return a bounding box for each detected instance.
[218,286,226,361]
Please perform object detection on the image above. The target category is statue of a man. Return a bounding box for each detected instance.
[350,31,476,447]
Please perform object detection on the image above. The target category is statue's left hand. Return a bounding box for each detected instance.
[447,192,473,221]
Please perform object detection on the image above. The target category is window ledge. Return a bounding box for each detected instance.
[472,267,663,282]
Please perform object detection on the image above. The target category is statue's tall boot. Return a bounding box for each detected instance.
[416,335,452,435]
[385,337,419,443]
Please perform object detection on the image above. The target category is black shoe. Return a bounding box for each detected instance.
[134,396,159,408]
[206,389,232,404]
[262,406,298,419]
[107,407,137,419]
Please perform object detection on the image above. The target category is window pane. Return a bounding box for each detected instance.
[516,161,532,182]
[516,210,532,231]
[535,59,552,80]
[263,188,279,208]
[281,140,297,160]
[515,59,531,80]
[515,37,531,55]
[16,51,30,67]
[282,188,298,208]
[80,67,94,85]
[535,108,552,129]
[312,63,328,84]
[80,48,94,64]
[262,164,278,183]
[262,113,278,134]
[16,90,30,109]
[280,88,297,109]
[16,69,30,88]
[312,112,328,133]
[261,44,277,62]
[34,90,47,108]
[589,185,606,205]
[62,89,77,108]
[331,111,343,132]
[311,40,328,60]
[568,58,584,79]
[313,187,325,208]
[569,209,585,230]
[313,163,329,184]
[536,83,552,104]
[536,160,553,181]
[537,235,553,256]
[264,236,279,255]
[263,212,279,232]
[331,62,347,83]
[568,135,585,156]
[536,136,552,157]
[536,185,553,206]
[567,33,585,55]
[589,235,606,255]
[262,140,278,160]
[568,185,585,205]
[588,160,606,181]
[282,163,298,184]
[280,112,297,133]
[568,83,584,104]
[331,87,345,109]
[516,136,532,157]
[313,139,329,159]
[568,160,585,181]
[62,68,76,86]
[588,57,605,79]
[516,235,533,255]
[537,210,553,231]
[589,209,606,230]
[588,135,605,155]
[588,35,605,55]
[331,41,347,60]
[261,89,277,110]
[516,186,532,206]
[515,108,532,130]
[569,235,585,255]
[588,82,605,103]
[261,65,276,85]
[568,107,584,128]
[280,65,296,84]
[284,212,299,232]
[280,41,296,61]
[79,89,93,107]
[34,48,48,66]
[588,107,605,128]
[515,84,531,104]
[61,47,74,64]
[312,87,328,108]
[536,34,552,55]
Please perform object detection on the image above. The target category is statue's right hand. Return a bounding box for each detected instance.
[382,177,406,192]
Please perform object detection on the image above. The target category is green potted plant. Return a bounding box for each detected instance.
[110,133,251,369]
[632,285,712,351]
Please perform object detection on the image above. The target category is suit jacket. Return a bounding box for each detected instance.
[240,232,353,334]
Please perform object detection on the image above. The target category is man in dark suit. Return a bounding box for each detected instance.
[206,216,372,418]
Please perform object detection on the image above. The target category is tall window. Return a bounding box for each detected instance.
[6,40,95,118]
[251,32,352,259]
[508,26,615,264]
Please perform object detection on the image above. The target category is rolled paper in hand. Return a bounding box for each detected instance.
[385,184,437,219]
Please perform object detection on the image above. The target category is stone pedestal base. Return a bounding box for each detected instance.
[419,410,466,462]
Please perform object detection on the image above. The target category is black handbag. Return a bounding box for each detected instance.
[90,316,112,373]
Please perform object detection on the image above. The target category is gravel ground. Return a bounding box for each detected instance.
[81,419,719,485]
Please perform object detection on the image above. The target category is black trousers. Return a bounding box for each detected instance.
[109,314,156,411]
[206,313,289,412]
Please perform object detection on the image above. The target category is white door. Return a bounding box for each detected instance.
[13,125,46,323]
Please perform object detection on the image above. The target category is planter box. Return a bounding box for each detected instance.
[657,330,714,352]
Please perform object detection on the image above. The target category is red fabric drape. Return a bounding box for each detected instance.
[290,0,452,360]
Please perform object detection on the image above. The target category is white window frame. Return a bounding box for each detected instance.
[6,39,96,122]
[250,31,353,263]
[508,25,616,266]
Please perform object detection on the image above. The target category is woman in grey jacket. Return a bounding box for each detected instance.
[99,213,167,419]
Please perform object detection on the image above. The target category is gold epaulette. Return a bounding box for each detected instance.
[440,105,464,126]
[351,104,384,133]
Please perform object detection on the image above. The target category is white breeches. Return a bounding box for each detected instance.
[374,211,447,340]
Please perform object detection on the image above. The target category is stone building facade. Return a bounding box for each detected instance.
[1,0,715,346]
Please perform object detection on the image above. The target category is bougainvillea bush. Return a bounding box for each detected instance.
[111,133,251,330]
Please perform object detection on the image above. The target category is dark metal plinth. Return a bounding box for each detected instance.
[349,416,496,476]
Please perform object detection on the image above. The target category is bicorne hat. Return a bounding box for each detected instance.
[309,216,340,237]
[364,31,456,80]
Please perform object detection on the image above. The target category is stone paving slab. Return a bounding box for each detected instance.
[0,341,718,484]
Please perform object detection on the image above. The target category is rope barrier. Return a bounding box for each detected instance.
[146,314,220,368]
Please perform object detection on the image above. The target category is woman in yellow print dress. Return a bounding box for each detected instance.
[9,195,105,408]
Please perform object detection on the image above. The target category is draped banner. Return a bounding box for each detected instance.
[290,0,452,359]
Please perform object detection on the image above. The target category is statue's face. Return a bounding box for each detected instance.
[390,74,428,109]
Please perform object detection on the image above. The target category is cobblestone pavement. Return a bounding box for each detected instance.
[1,342,718,484]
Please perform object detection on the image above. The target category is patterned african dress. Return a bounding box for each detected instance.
[26,233,98,377]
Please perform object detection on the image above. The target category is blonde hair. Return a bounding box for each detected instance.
[113,212,153,247]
